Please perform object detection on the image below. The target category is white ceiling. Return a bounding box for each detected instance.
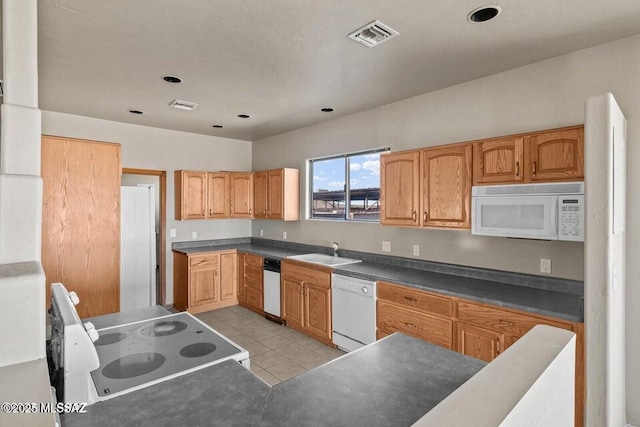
[37,0,640,141]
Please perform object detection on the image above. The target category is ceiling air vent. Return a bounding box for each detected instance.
[348,20,399,48]
[169,99,198,111]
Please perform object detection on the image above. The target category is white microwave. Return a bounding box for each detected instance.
[471,182,584,241]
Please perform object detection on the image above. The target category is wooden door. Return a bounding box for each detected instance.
[253,171,268,219]
[267,169,284,219]
[525,126,584,182]
[421,144,472,228]
[207,173,229,218]
[176,171,207,219]
[42,136,121,318]
[237,253,246,302]
[473,136,524,185]
[229,173,254,218]
[219,253,237,301]
[380,151,421,226]
[303,283,332,342]
[282,277,303,330]
[456,322,503,362]
[189,256,219,307]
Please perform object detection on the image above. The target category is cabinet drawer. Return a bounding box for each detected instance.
[244,265,263,281]
[282,261,331,288]
[377,301,452,349]
[378,282,453,318]
[244,275,263,291]
[189,255,218,268]
[457,301,573,337]
[245,287,263,310]
[244,254,263,268]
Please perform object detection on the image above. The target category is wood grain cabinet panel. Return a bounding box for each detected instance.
[253,168,300,221]
[239,253,264,314]
[380,151,421,226]
[456,322,504,362]
[525,126,584,182]
[42,136,121,318]
[189,258,219,307]
[473,136,524,185]
[421,144,472,228]
[378,301,453,349]
[229,172,254,218]
[304,283,332,342]
[219,253,237,301]
[377,282,453,318]
[282,277,303,330]
[207,172,229,218]
[237,253,246,303]
[253,171,269,219]
[175,171,207,220]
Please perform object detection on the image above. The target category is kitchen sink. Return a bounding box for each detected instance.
[287,253,362,267]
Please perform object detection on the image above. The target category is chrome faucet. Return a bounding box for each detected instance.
[332,242,339,257]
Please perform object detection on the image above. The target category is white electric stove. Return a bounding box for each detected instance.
[48,283,249,405]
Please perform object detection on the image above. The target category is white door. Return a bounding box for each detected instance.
[120,186,156,311]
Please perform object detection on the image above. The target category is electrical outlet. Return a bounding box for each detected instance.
[169,228,176,238]
[282,231,287,240]
[382,241,391,252]
[413,245,420,256]
[191,231,198,240]
[259,229,264,237]
[540,258,551,274]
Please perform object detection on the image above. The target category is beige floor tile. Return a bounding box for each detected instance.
[199,316,229,329]
[251,349,288,369]
[228,334,257,347]
[245,326,279,341]
[235,322,262,334]
[273,342,311,359]
[258,334,293,349]
[241,310,266,321]
[262,322,286,333]
[254,369,281,386]
[227,305,249,315]
[242,340,270,356]
[210,325,242,338]
[249,363,263,373]
[224,315,256,328]
[266,360,306,381]
[314,345,346,360]
[214,310,243,321]
[278,328,308,342]
[291,352,333,370]
[295,336,328,351]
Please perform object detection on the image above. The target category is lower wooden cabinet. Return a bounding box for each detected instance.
[238,253,264,314]
[173,250,238,314]
[281,260,333,345]
[456,322,504,362]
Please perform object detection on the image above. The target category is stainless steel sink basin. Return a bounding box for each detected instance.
[287,253,362,267]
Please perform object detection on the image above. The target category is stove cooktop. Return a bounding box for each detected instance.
[90,312,248,398]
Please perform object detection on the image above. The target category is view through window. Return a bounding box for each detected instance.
[309,148,388,221]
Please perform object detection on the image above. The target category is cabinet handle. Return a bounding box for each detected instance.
[249,208,252,215]
[267,210,270,216]
[403,296,418,302]
[263,209,266,215]
[515,161,520,176]
[412,211,417,222]
[499,319,514,326]
[423,211,428,222]
[532,161,537,176]
[202,209,205,216]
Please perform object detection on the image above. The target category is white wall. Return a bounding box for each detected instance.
[253,34,640,424]
[41,111,252,305]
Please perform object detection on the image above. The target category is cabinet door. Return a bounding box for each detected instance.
[207,173,229,218]
[473,137,524,185]
[189,265,218,307]
[230,173,254,218]
[456,322,503,362]
[253,171,268,219]
[244,287,264,312]
[525,127,584,182]
[219,253,237,301]
[267,169,285,219]
[237,253,246,302]
[180,171,207,219]
[282,277,303,330]
[421,144,472,228]
[303,283,332,342]
[380,151,421,226]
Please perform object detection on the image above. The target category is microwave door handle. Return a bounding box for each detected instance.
[550,197,559,237]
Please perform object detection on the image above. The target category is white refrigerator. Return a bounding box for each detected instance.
[120,185,157,311]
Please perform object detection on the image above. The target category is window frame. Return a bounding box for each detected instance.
[308,147,389,222]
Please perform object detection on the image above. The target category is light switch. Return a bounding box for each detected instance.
[170,228,176,238]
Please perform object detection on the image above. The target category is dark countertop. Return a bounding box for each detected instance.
[173,242,583,322]
[61,333,486,427]
[84,306,173,330]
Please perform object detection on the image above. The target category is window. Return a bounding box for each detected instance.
[309,148,389,221]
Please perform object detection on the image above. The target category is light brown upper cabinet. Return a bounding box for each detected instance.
[253,168,300,221]
[207,172,229,218]
[229,172,254,218]
[175,170,208,219]
[380,151,421,226]
[525,126,584,182]
[421,144,472,228]
[473,136,524,185]
[380,145,471,229]
[473,125,584,185]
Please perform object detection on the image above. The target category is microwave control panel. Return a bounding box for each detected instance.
[558,195,584,241]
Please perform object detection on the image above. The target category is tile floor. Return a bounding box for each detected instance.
[194,305,345,385]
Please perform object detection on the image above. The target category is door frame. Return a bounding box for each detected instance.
[122,168,168,305]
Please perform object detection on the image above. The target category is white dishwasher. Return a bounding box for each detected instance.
[331,274,376,352]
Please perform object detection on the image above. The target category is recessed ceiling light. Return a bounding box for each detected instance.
[237,114,250,119]
[163,75,183,83]
[321,108,334,112]
[212,125,223,128]
[467,5,501,22]
[128,109,144,115]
